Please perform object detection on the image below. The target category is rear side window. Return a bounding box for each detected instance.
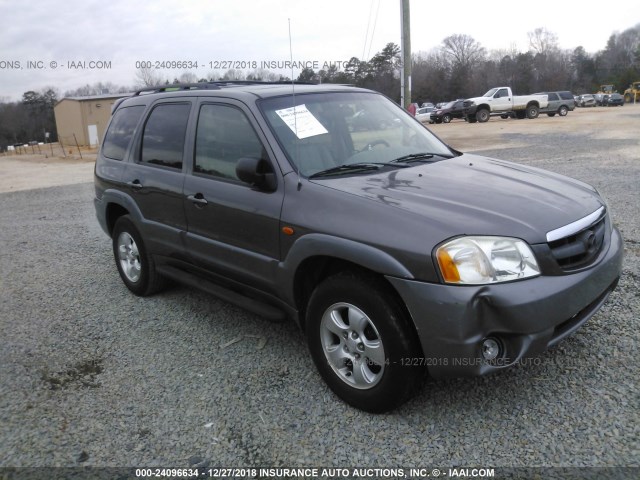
[141,103,191,169]
[548,93,559,101]
[558,91,574,100]
[194,104,265,181]
[102,106,145,160]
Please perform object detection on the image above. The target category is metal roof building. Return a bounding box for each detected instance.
[54,93,131,147]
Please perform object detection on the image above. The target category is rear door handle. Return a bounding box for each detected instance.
[187,193,208,206]
[126,180,143,190]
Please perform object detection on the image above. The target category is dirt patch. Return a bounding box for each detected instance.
[0,152,96,193]
[429,103,639,152]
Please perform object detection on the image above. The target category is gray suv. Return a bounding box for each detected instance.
[95,82,622,412]
[538,91,576,116]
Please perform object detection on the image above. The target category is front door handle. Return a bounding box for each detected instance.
[187,193,208,206]
[127,179,143,190]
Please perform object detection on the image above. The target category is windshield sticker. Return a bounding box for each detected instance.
[275,104,328,139]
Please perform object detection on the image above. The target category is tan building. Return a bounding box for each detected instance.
[54,94,130,147]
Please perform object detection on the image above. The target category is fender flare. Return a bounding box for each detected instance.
[277,233,414,305]
[99,189,144,234]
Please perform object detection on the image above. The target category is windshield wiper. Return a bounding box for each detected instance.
[390,153,450,164]
[308,162,409,179]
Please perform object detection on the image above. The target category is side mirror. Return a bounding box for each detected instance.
[236,157,277,191]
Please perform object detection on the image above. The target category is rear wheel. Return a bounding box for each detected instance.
[526,104,539,119]
[547,113,556,117]
[515,111,526,119]
[112,216,165,296]
[306,271,423,413]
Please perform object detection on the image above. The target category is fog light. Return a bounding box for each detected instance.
[482,338,501,361]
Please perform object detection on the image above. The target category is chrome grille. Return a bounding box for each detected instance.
[548,214,606,270]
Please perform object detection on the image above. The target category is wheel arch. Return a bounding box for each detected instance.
[279,234,415,327]
[100,190,144,237]
[106,203,130,236]
[292,255,425,357]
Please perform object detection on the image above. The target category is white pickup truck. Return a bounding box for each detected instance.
[463,87,548,122]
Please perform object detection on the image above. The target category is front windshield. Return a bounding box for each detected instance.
[259,91,454,177]
[483,88,498,97]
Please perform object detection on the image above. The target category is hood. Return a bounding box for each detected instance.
[311,154,604,244]
[465,95,489,104]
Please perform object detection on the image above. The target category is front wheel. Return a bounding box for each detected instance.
[306,272,423,412]
[476,109,490,123]
[558,106,568,116]
[112,216,165,296]
[442,114,452,123]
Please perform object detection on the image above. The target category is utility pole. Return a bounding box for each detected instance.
[400,0,411,109]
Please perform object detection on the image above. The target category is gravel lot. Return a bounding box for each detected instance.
[0,106,638,471]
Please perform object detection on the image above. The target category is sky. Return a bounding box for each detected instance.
[0,0,638,101]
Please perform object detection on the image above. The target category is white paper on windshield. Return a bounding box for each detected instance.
[275,104,328,139]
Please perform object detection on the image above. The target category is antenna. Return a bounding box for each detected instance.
[288,18,302,190]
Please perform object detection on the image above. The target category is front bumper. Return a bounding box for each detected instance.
[387,226,623,378]
[463,104,478,116]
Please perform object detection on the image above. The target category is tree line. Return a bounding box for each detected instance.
[1,24,638,150]
[300,24,640,104]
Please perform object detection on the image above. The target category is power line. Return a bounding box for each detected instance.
[367,0,382,60]
[362,0,375,60]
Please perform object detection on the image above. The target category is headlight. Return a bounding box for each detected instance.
[436,236,540,285]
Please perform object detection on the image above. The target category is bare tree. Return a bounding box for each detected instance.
[441,34,486,70]
[178,72,198,84]
[441,34,486,98]
[135,67,164,88]
[528,28,559,55]
[221,69,246,81]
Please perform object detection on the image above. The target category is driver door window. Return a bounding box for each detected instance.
[194,104,265,181]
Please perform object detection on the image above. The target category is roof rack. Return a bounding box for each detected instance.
[133,80,316,96]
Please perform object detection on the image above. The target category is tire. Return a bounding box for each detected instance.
[526,104,539,119]
[112,215,165,296]
[306,271,423,413]
[476,108,490,123]
[467,115,477,123]
[558,106,568,116]
[547,113,555,117]
[515,111,526,119]
[442,114,452,123]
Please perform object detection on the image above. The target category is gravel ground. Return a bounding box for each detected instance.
[0,109,638,472]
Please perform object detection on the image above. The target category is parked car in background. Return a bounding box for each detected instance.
[430,100,466,123]
[605,93,624,106]
[420,102,435,109]
[463,87,548,122]
[416,106,435,123]
[578,94,597,107]
[537,91,576,117]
